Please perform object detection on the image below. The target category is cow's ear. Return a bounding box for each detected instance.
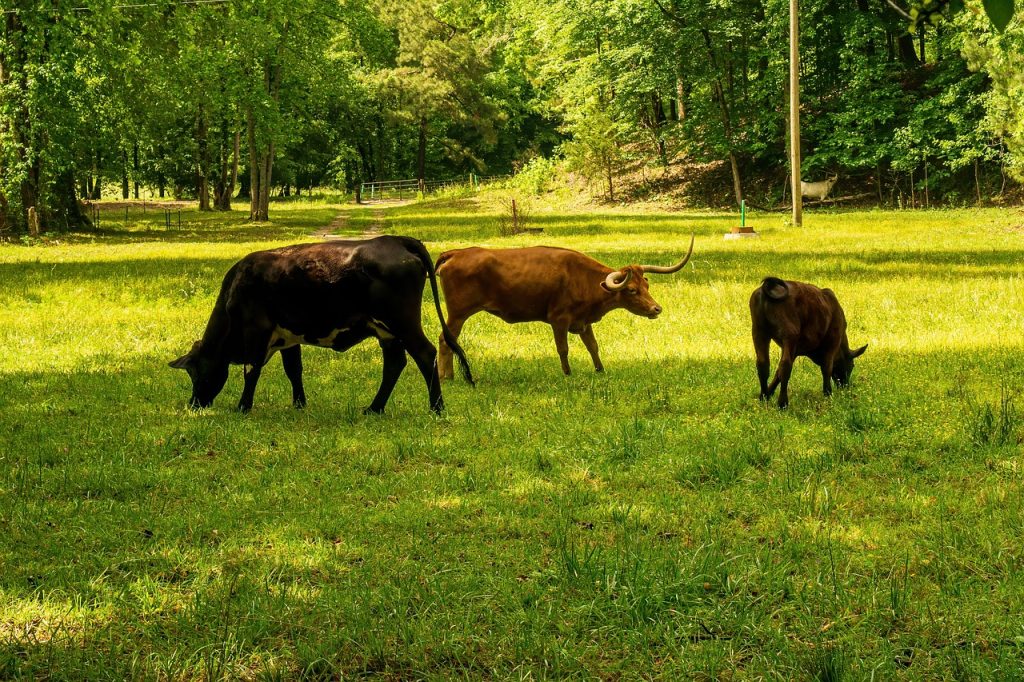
[851,344,868,358]
[168,353,193,370]
[169,341,200,369]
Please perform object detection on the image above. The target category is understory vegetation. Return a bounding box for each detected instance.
[0,196,1022,678]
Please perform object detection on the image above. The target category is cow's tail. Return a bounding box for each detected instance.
[760,277,789,302]
[402,237,475,386]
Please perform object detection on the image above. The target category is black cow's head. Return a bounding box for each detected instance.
[169,341,229,408]
[832,344,868,387]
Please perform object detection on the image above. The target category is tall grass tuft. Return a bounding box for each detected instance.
[958,383,1019,447]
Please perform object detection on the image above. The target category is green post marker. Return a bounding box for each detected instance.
[741,199,746,227]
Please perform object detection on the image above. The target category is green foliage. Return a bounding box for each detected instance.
[509,156,561,195]
[2,0,1023,233]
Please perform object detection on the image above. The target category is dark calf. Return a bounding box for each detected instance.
[750,277,867,409]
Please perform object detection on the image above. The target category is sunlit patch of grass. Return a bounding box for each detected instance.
[0,197,1022,677]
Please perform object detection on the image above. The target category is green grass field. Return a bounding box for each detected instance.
[1,196,1022,679]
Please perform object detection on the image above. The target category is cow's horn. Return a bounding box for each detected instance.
[603,269,632,291]
[641,233,695,274]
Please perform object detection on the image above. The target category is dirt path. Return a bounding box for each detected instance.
[319,199,414,239]
[362,208,387,236]
[315,213,349,239]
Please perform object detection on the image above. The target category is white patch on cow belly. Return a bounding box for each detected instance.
[368,319,395,340]
[316,328,349,347]
[267,326,351,362]
[269,326,304,349]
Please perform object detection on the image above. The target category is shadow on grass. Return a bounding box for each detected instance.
[3,242,1020,299]
[1,341,1022,678]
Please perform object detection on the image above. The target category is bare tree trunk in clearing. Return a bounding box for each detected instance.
[214,124,237,211]
[132,142,140,199]
[121,149,129,199]
[197,104,211,211]
[416,117,427,183]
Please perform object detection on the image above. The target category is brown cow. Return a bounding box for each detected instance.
[750,277,867,409]
[435,235,694,378]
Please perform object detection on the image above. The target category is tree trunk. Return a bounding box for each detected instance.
[237,170,250,200]
[974,158,981,204]
[196,105,211,211]
[606,155,614,201]
[90,139,101,199]
[416,117,428,182]
[133,142,140,199]
[897,33,920,66]
[52,168,89,231]
[213,123,236,211]
[728,151,743,205]
[121,149,129,199]
[247,110,274,222]
[675,74,686,121]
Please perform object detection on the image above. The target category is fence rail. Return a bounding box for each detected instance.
[360,174,510,200]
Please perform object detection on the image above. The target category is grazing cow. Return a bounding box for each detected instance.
[750,277,867,409]
[435,235,694,378]
[169,236,473,414]
[800,174,838,201]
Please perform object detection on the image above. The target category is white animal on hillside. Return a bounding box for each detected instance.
[800,174,838,201]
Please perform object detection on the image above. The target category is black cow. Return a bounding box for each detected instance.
[169,236,473,413]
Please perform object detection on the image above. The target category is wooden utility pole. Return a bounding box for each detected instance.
[790,0,802,226]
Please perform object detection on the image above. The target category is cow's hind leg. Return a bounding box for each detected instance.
[552,324,571,375]
[406,331,444,413]
[766,341,796,409]
[753,328,772,401]
[365,338,408,415]
[438,314,468,381]
[579,325,604,373]
[281,346,306,408]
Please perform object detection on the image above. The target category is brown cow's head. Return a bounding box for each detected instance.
[600,234,695,319]
[169,341,230,408]
[832,343,868,387]
[601,266,663,318]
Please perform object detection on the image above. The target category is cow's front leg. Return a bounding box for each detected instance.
[551,324,571,375]
[280,346,306,408]
[365,338,408,415]
[238,328,271,412]
[819,355,834,398]
[579,325,604,373]
[238,363,264,413]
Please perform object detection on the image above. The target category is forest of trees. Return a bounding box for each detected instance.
[1,0,1023,232]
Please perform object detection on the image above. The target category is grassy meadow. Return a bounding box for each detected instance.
[1,195,1023,679]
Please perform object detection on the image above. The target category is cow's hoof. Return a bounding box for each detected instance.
[363,405,384,415]
[293,397,307,409]
[237,404,252,414]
